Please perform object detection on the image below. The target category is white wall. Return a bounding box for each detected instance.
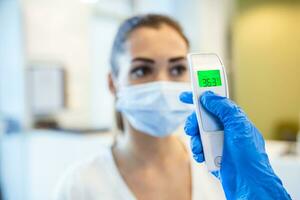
[0,0,26,127]
[22,0,92,129]
[89,16,118,128]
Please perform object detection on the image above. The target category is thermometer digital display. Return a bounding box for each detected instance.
[197,70,222,87]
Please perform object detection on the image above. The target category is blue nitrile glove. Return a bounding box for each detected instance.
[179,91,291,200]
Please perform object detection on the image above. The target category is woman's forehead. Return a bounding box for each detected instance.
[124,25,188,58]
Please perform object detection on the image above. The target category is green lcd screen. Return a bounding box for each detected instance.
[197,70,222,87]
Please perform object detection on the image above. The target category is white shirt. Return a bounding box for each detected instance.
[54,143,225,200]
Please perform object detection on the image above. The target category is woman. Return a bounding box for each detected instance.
[55,14,225,200]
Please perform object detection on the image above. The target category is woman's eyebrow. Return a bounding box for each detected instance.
[169,56,186,62]
[131,57,155,63]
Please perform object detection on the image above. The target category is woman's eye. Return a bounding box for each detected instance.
[130,66,152,79]
[169,64,187,77]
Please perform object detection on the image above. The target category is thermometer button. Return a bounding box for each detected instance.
[214,156,222,167]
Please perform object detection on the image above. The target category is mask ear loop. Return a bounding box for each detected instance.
[111,73,119,95]
[110,73,124,134]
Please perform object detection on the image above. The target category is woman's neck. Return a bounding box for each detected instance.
[113,125,188,167]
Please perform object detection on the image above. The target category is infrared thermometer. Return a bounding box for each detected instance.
[187,53,229,172]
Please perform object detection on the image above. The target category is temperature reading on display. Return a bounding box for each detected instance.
[197,70,222,87]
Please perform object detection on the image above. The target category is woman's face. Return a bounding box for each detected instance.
[115,24,189,88]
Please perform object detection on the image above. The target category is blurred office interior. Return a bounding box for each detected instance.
[0,0,299,199]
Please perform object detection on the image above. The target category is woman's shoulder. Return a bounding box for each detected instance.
[67,144,114,176]
[54,145,117,199]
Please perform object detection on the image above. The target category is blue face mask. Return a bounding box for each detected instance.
[116,81,193,137]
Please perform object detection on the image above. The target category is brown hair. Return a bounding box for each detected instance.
[110,14,189,131]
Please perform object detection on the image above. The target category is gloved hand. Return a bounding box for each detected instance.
[179,91,291,200]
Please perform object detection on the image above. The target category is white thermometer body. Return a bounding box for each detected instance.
[187,53,229,172]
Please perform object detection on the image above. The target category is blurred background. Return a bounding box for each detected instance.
[0,0,299,199]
